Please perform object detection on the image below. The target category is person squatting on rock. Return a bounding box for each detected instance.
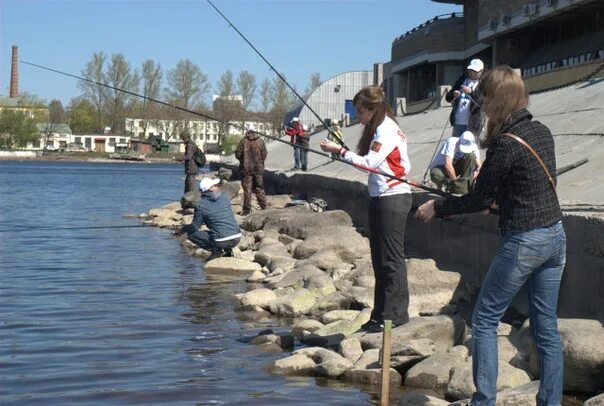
[182,131,199,194]
[285,117,309,171]
[235,129,268,215]
[179,177,241,258]
[446,58,485,138]
[429,130,482,194]
[416,66,566,406]
[320,85,412,333]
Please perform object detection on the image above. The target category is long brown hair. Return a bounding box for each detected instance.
[354,85,396,155]
[480,66,529,148]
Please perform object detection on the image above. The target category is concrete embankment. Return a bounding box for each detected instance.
[259,169,604,322]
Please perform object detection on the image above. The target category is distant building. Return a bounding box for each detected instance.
[289,71,373,129]
[384,0,604,112]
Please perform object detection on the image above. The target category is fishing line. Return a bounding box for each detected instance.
[205,0,349,150]
[0,224,149,233]
[21,61,447,196]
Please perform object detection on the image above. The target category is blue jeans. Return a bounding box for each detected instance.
[471,221,566,406]
[188,230,240,253]
[293,146,301,169]
[452,124,467,137]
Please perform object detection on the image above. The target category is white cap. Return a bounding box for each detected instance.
[291,117,299,122]
[459,131,477,154]
[467,58,484,72]
[302,125,308,131]
[199,177,220,192]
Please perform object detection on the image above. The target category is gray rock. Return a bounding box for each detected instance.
[322,310,360,324]
[585,393,604,406]
[293,226,370,261]
[392,339,436,357]
[294,346,343,363]
[291,318,325,338]
[404,346,469,389]
[339,337,363,363]
[250,332,295,350]
[303,273,336,296]
[406,258,461,318]
[522,318,604,392]
[246,270,265,282]
[278,210,353,239]
[313,357,354,378]
[265,194,292,209]
[269,288,318,317]
[309,291,352,316]
[396,392,449,406]
[270,353,316,376]
[204,257,262,278]
[359,315,466,354]
[240,288,278,308]
[446,360,531,401]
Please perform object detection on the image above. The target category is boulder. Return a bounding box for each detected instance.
[321,310,360,324]
[270,353,316,376]
[291,318,325,338]
[450,380,541,406]
[404,346,469,389]
[338,337,363,363]
[406,258,462,317]
[269,288,318,317]
[585,393,604,406]
[240,288,278,309]
[204,257,262,278]
[359,315,466,354]
[396,393,449,406]
[293,226,370,261]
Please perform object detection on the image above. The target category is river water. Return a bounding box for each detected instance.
[0,161,372,405]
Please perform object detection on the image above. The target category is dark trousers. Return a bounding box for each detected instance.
[188,230,240,253]
[242,172,267,212]
[368,193,412,325]
[185,174,197,194]
[298,147,308,170]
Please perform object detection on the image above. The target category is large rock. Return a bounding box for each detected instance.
[300,309,371,348]
[270,353,316,375]
[293,226,370,261]
[359,315,466,354]
[523,318,604,392]
[446,360,531,400]
[585,393,604,406]
[342,348,402,387]
[339,337,364,363]
[406,258,462,317]
[322,310,360,324]
[396,393,449,406]
[204,257,262,278]
[269,288,318,317]
[449,380,543,406]
[404,346,469,389]
[291,318,325,338]
[240,207,352,237]
[240,288,278,309]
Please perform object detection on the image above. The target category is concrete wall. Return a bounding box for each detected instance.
[523,59,604,93]
[258,170,604,321]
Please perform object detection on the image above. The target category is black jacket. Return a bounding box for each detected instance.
[445,74,484,135]
[435,109,561,232]
[183,140,198,175]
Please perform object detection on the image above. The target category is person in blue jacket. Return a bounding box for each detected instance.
[179,177,241,258]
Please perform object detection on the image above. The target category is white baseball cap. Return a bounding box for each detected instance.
[467,58,484,72]
[291,117,299,122]
[199,177,220,192]
[459,131,477,154]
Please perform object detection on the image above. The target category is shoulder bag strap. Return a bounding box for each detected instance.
[502,132,556,192]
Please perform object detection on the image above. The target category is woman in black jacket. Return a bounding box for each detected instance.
[417,66,566,406]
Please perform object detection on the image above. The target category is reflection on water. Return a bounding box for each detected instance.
[0,161,371,405]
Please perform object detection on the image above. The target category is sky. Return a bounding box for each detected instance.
[0,0,461,110]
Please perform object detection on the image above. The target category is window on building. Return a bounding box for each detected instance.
[109,137,116,144]
[85,138,92,148]
[74,137,81,144]
[138,120,144,127]
[120,138,126,143]
[138,132,144,137]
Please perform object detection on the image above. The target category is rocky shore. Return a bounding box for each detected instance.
[142,172,604,406]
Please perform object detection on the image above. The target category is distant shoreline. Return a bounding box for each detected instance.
[0,155,180,164]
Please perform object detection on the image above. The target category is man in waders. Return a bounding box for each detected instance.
[235,129,268,215]
[182,131,199,194]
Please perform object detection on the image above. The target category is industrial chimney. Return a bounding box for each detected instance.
[10,45,18,98]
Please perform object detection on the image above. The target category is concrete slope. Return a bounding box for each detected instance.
[228,79,604,205]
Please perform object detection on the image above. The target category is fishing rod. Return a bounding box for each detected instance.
[0,224,149,233]
[22,60,447,196]
[205,0,350,150]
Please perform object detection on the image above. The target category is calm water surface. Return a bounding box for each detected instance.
[0,161,371,405]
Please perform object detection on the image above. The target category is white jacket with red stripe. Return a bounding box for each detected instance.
[341,116,411,197]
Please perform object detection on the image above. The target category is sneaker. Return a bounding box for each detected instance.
[223,249,234,257]
[207,249,224,260]
[360,319,383,333]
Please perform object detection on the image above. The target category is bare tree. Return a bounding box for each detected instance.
[237,71,256,110]
[79,52,107,132]
[304,72,322,99]
[165,59,210,134]
[269,74,297,135]
[104,54,139,134]
[259,78,271,113]
[216,70,235,97]
[139,59,162,138]
[42,99,65,153]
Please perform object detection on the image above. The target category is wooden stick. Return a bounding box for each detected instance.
[380,320,392,406]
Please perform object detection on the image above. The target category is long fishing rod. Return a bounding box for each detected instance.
[0,224,148,233]
[205,0,349,150]
[22,61,447,196]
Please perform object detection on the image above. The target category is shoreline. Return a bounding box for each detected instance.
[0,155,180,164]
